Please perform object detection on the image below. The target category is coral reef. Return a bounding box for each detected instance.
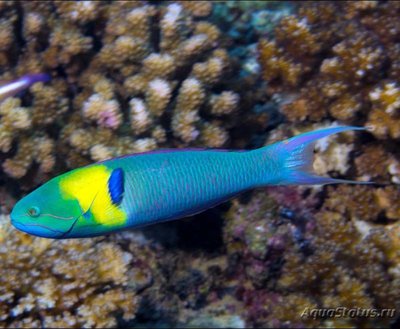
[257,1,400,186]
[0,214,139,328]
[257,1,399,124]
[1,1,400,328]
[56,1,247,165]
[249,2,400,326]
[223,189,400,328]
[0,1,270,187]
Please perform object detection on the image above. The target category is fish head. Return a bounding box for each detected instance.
[10,175,83,239]
[11,164,127,239]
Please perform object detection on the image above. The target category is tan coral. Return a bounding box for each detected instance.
[0,18,14,52]
[33,136,55,173]
[328,93,362,121]
[175,78,205,113]
[30,82,68,126]
[192,57,224,86]
[171,110,200,143]
[24,12,44,36]
[129,98,152,135]
[114,35,149,62]
[355,144,391,182]
[375,186,400,221]
[44,25,92,66]
[55,1,100,24]
[367,108,400,139]
[320,31,385,83]
[132,137,157,152]
[0,215,139,327]
[176,34,212,64]
[0,125,13,153]
[125,5,153,43]
[209,91,239,116]
[324,185,382,222]
[146,78,172,117]
[123,74,148,96]
[68,129,94,154]
[369,80,400,115]
[89,144,114,162]
[200,121,229,148]
[2,138,33,179]
[151,125,167,144]
[193,21,220,45]
[160,3,186,53]
[275,15,321,57]
[82,94,122,130]
[179,1,212,17]
[142,53,176,80]
[258,39,303,89]
[0,98,31,131]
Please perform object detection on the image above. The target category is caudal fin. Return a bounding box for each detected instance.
[270,126,373,185]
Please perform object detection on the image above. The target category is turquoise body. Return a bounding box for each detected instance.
[11,126,371,239]
[109,148,267,228]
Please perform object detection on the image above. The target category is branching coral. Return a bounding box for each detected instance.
[0,82,66,180]
[257,1,400,127]
[0,1,263,185]
[1,1,400,328]
[231,2,400,326]
[0,214,138,328]
[257,1,400,183]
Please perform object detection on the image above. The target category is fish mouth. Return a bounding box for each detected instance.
[11,219,69,239]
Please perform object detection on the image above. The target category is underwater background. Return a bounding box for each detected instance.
[0,1,399,327]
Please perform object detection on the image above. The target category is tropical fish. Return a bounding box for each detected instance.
[10,126,371,239]
[0,73,50,101]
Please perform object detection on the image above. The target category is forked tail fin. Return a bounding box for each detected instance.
[269,126,373,185]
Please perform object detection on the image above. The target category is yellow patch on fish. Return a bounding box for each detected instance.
[59,165,127,227]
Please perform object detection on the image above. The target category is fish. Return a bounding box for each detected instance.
[10,125,371,239]
[0,73,51,101]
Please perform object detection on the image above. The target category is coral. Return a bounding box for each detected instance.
[257,0,400,130]
[0,1,275,185]
[223,190,400,328]
[253,11,400,327]
[179,1,213,18]
[0,214,139,328]
[82,94,122,130]
[354,143,400,183]
[1,1,400,328]
[375,186,400,221]
[0,78,66,183]
[323,185,382,222]
[209,91,239,116]
[0,98,31,152]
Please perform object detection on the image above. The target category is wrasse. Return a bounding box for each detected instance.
[11,126,371,239]
[0,73,50,101]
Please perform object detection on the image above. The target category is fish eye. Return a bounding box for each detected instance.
[27,206,40,218]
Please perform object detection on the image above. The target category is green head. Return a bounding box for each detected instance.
[10,176,85,238]
[10,165,128,239]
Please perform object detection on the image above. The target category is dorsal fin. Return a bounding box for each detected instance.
[108,168,124,205]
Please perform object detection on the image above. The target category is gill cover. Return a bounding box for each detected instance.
[59,165,127,230]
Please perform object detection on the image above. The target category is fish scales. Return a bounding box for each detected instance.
[11,126,373,239]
